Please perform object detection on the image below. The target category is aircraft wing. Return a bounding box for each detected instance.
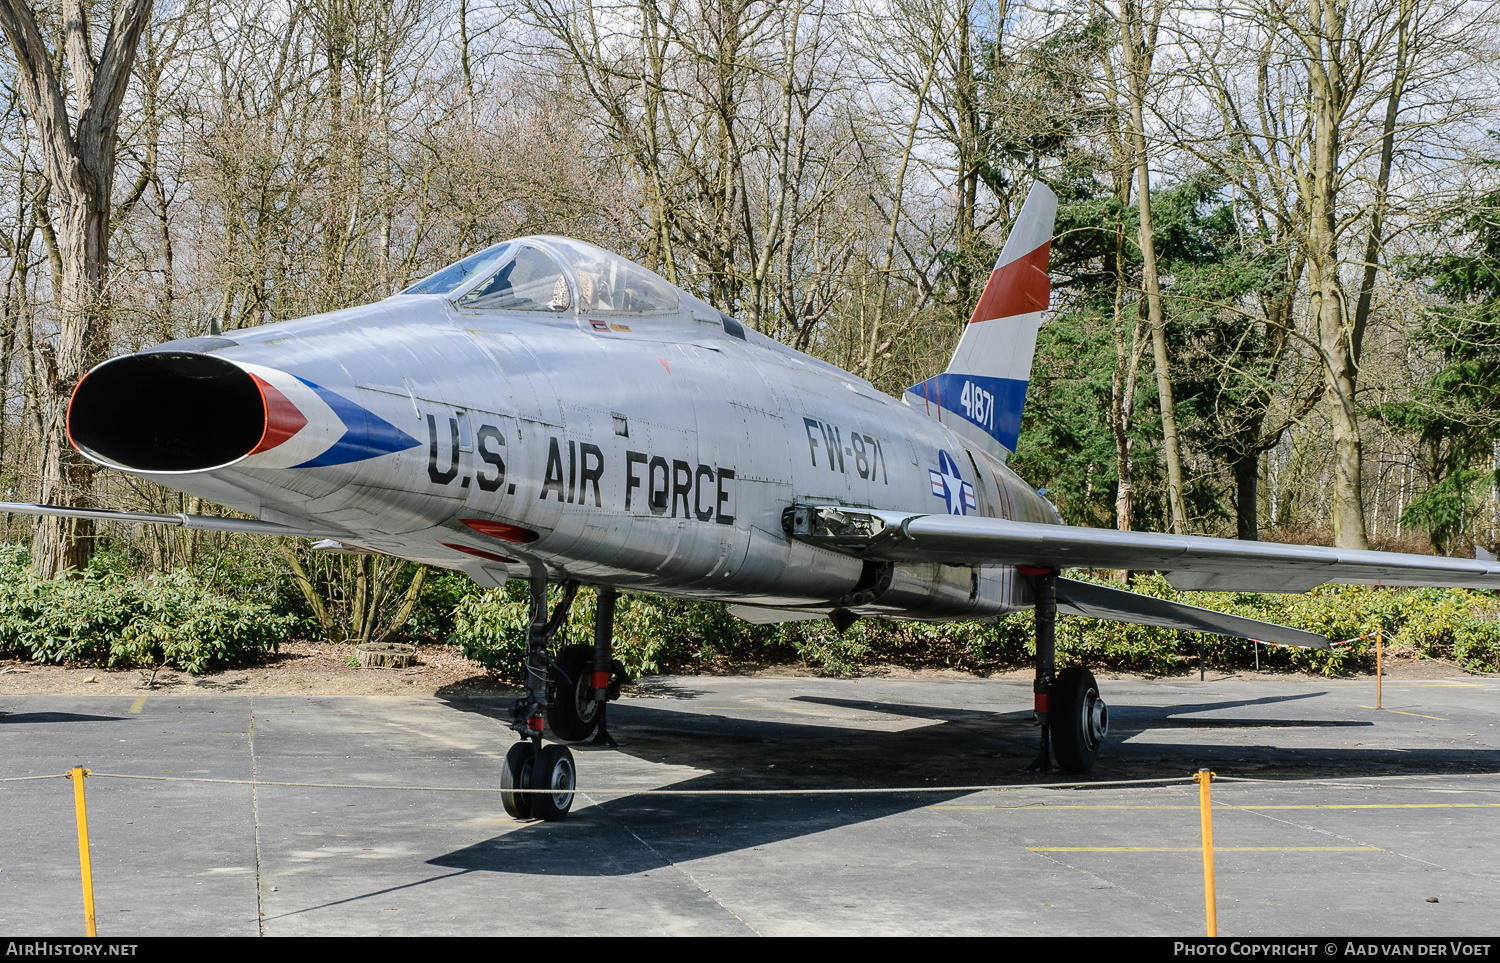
[0,502,337,538]
[787,506,1500,593]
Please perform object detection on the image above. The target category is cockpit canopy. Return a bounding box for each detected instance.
[401,236,681,315]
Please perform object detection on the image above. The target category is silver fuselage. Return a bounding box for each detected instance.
[107,295,1060,620]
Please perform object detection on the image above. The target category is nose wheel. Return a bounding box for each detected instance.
[532,744,577,821]
[501,741,577,821]
[500,742,536,819]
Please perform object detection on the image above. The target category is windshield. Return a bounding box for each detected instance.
[401,243,511,296]
[401,236,683,316]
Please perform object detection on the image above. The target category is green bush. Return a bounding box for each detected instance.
[983,574,1500,677]
[15,530,1496,680]
[0,544,295,673]
[453,583,802,681]
[404,568,483,644]
[449,571,1500,681]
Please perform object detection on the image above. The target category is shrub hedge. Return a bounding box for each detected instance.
[452,573,1500,682]
[0,545,294,673]
[4,537,1498,681]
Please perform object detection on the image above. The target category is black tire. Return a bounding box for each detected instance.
[500,741,535,820]
[1051,665,1108,773]
[546,644,602,742]
[531,744,576,821]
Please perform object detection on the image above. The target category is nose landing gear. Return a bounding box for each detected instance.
[502,578,625,822]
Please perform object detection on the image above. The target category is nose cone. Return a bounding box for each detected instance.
[68,350,420,474]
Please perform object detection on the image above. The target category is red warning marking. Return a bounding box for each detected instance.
[248,373,308,454]
[657,357,671,373]
[441,541,518,564]
[968,242,1051,324]
[461,518,540,543]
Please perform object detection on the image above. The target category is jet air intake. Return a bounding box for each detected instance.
[68,352,272,473]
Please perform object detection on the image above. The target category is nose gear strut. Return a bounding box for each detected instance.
[502,576,580,821]
[502,576,628,822]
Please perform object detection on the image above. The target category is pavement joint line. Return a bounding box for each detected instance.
[933,802,1500,810]
[689,705,858,714]
[1026,840,1386,846]
[1355,706,1448,719]
[1233,802,1464,878]
[1214,772,1500,787]
[1330,682,1486,688]
[251,696,265,937]
[580,790,762,935]
[16,772,1193,793]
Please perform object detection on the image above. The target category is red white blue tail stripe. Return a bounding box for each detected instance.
[905,182,1057,460]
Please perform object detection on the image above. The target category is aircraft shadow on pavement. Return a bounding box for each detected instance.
[791,690,1372,731]
[0,710,129,725]
[427,692,1499,877]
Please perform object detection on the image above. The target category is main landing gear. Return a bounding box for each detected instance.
[501,578,628,822]
[1019,567,1108,774]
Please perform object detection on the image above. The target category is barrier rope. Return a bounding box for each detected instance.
[6,768,1499,795]
[1330,629,1388,647]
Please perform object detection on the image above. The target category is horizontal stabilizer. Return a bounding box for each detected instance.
[1055,577,1328,649]
[0,502,335,537]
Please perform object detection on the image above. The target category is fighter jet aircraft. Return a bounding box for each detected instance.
[12,182,1500,821]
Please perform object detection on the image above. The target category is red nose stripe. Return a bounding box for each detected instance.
[248,374,308,454]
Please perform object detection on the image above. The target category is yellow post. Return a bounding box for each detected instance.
[1195,769,1217,937]
[68,768,97,937]
[1376,628,1384,710]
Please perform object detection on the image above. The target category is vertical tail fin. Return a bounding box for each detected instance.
[905,182,1057,460]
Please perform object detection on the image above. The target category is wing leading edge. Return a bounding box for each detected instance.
[0,502,337,538]
[786,506,1500,594]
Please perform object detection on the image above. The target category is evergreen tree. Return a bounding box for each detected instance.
[1375,184,1500,554]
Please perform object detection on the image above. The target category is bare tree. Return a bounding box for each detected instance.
[1172,0,1482,548]
[0,0,154,576]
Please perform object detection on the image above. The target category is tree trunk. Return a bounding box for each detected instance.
[0,0,155,577]
[1234,452,1259,540]
[1120,0,1188,533]
[1306,0,1369,549]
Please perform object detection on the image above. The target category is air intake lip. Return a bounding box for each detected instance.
[68,352,267,473]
